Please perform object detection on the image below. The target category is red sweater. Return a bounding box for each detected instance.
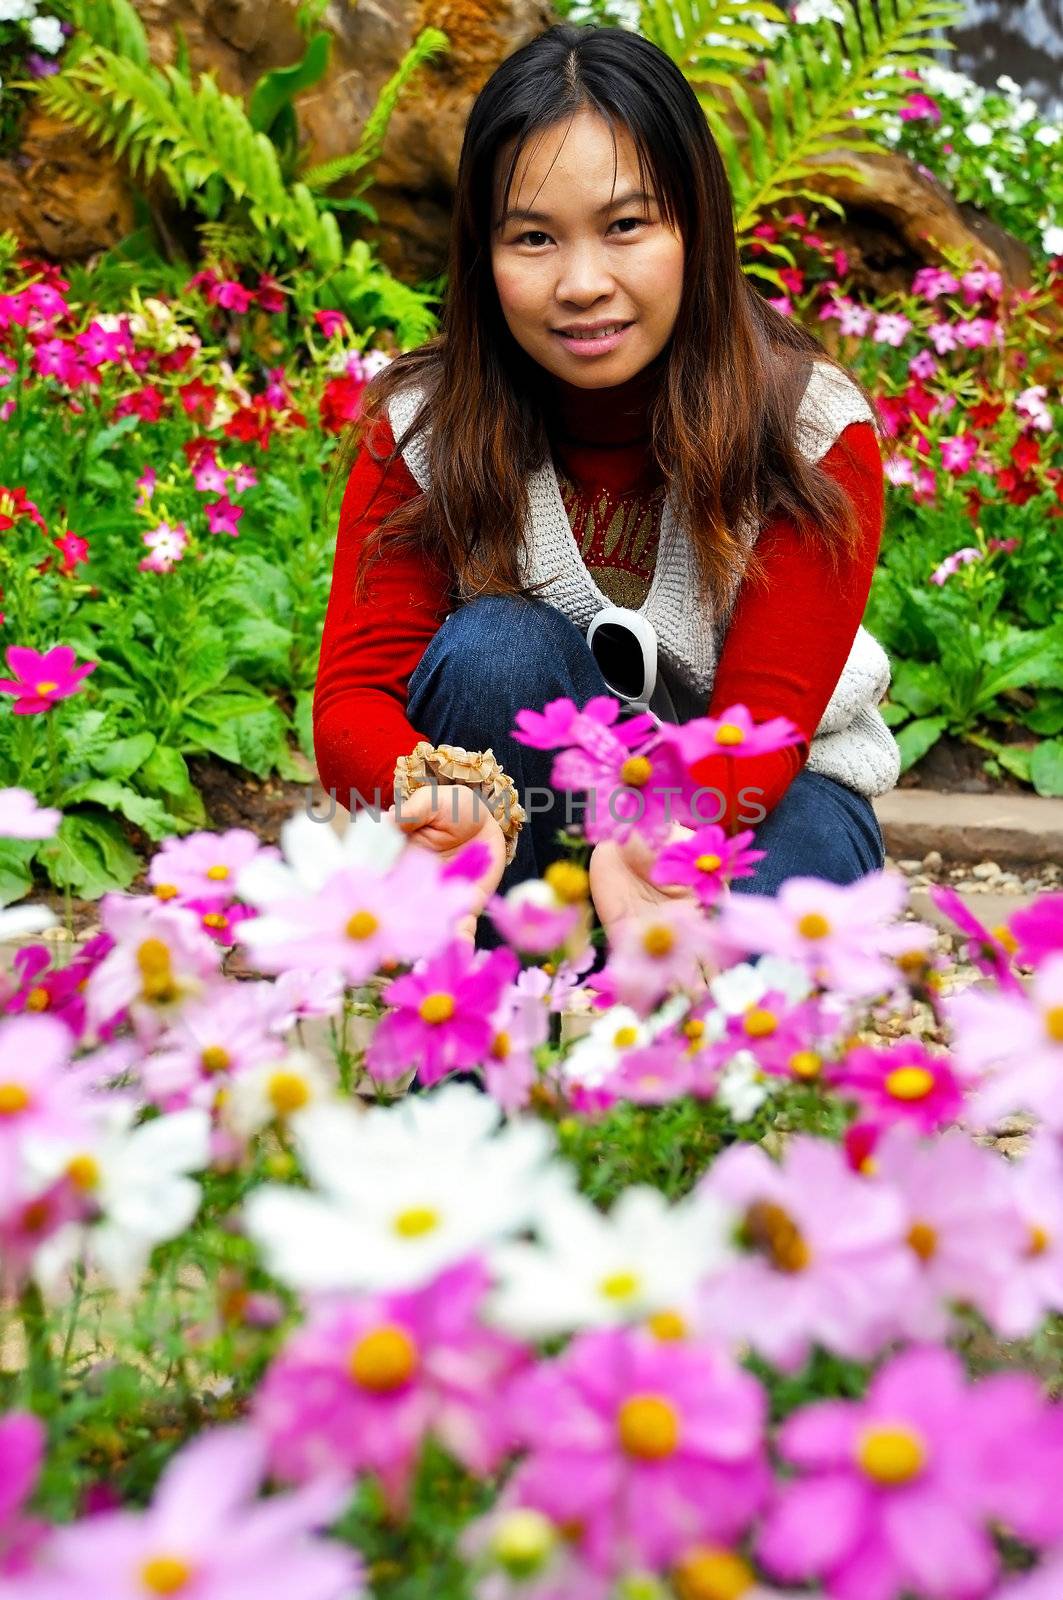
[313,372,885,828]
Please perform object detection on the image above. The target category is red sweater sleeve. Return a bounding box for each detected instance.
[313,412,452,811]
[688,420,885,830]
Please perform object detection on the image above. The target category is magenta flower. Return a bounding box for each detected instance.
[149,828,278,907]
[512,695,654,752]
[872,313,912,347]
[504,1324,769,1577]
[927,882,1023,991]
[0,645,95,714]
[367,941,519,1087]
[697,1136,912,1370]
[650,822,765,906]
[912,267,961,302]
[486,878,585,957]
[0,1015,92,1203]
[899,89,941,121]
[908,348,938,381]
[483,982,550,1111]
[314,310,349,339]
[230,462,258,493]
[254,1259,528,1513]
[204,496,244,538]
[192,455,229,494]
[534,706,688,848]
[75,320,132,369]
[758,1346,1042,1600]
[139,523,189,573]
[955,317,1002,350]
[871,1124,1026,1342]
[25,1425,361,1600]
[947,952,1063,1130]
[661,703,804,764]
[0,1411,47,1576]
[703,987,833,1087]
[598,900,717,1015]
[940,433,978,473]
[960,263,1003,306]
[927,320,960,355]
[832,1040,964,1132]
[1009,892,1063,969]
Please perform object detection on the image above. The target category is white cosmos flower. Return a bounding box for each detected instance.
[222,1048,338,1139]
[235,805,406,907]
[243,1083,560,1292]
[560,996,689,1090]
[708,955,813,1015]
[716,1050,776,1123]
[25,1102,210,1295]
[484,1181,735,1338]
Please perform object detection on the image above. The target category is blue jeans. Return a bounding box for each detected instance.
[406,597,885,946]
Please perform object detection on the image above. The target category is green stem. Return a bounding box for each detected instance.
[18,1279,56,1399]
[59,1261,86,1372]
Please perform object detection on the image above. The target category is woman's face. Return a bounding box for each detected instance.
[490,109,685,389]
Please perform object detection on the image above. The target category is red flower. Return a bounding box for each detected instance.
[157,344,198,375]
[875,394,910,437]
[904,382,936,425]
[319,374,366,435]
[0,486,47,534]
[113,385,166,422]
[1011,433,1042,474]
[968,397,1005,430]
[51,532,90,576]
[183,434,218,469]
[178,377,218,422]
[255,273,288,313]
[224,398,275,449]
[996,467,1040,506]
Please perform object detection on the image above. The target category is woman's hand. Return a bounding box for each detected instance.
[388,783,508,943]
[589,823,697,948]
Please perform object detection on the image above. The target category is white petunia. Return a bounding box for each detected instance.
[243,1083,561,1292]
[984,166,1006,198]
[26,1102,210,1295]
[965,121,993,147]
[28,11,62,51]
[485,1181,735,1338]
[0,0,36,21]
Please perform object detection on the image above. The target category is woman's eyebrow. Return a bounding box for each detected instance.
[496,188,655,228]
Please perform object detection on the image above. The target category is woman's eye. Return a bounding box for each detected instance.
[516,217,646,247]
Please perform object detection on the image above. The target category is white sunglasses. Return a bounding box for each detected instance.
[586,605,662,720]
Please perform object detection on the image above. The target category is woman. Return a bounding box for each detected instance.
[314,22,900,951]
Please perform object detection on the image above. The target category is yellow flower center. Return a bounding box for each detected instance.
[419,992,455,1024]
[201,913,227,930]
[741,1200,811,1273]
[695,854,723,876]
[743,1007,778,1038]
[393,1206,439,1238]
[646,1308,687,1342]
[599,1270,641,1302]
[346,910,379,941]
[153,883,179,901]
[66,1154,100,1192]
[205,864,229,881]
[789,1050,822,1080]
[544,861,589,903]
[201,1045,230,1075]
[490,1031,511,1060]
[136,938,179,1004]
[884,1065,936,1101]
[992,923,1019,955]
[35,680,59,695]
[613,1025,640,1048]
[673,1546,756,1600]
[139,1556,193,1594]
[1044,1006,1063,1044]
[26,986,50,1012]
[617,1394,681,1460]
[348,1324,418,1392]
[907,1221,937,1261]
[620,756,653,788]
[642,924,674,958]
[683,1018,705,1040]
[856,1423,927,1485]
[491,1509,557,1577]
[1027,1224,1051,1257]
[713,723,744,747]
[0,1082,30,1116]
[797,912,831,940]
[267,1071,310,1115]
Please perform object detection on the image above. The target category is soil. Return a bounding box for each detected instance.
[898,732,1030,795]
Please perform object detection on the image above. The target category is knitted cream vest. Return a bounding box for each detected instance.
[386,360,901,798]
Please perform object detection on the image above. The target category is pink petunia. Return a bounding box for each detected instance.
[940,433,978,473]
[831,1039,964,1132]
[872,313,912,347]
[367,941,519,1087]
[696,1136,912,1370]
[504,1324,769,1577]
[759,1345,1052,1600]
[0,645,95,714]
[253,1258,529,1514]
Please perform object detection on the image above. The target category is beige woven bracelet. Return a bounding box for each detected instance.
[392,741,527,866]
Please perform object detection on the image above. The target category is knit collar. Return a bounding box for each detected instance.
[542,345,669,448]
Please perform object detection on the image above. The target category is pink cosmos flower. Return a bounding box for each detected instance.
[758,1345,1044,1600]
[504,1325,769,1577]
[702,987,833,1088]
[140,981,289,1111]
[253,1259,528,1513]
[0,645,95,714]
[1008,892,1063,968]
[928,882,1023,990]
[486,879,585,957]
[513,695,655,752]
[0,1411,47,1577]
[871,1124,1026,1342]
[605,1032,697,1104]
[649,822,764,906]
[204,496,244,538]
[712,871,927,999]
[546,716,690,847]
[483,980,550,1110]
[184,897,258,948]
[831,1039,964,1132]
[696,1136,912,1370]
[661,703,804,765]
[149,828,278,907]
[597,900,716,1015]
[23,1425,361,1600]
[989,1132,1063,1338]
[872,313,912,347]
[946,952,1063,1129]
[940,433,978,473]
[0,1014,92,1209]
[84,896,222,1044]
[0,788,60,840]
[367,942,519,1086]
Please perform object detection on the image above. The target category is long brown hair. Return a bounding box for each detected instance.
[338,22,880,605]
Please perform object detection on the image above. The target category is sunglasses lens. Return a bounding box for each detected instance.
[590,622,647,699]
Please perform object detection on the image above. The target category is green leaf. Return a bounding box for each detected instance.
[58,780,176,841]
[889,660,949,718]
[0,839,40,908]
[86,413,141,459]
[89,731,156,781]
[140,745,207,826]
[226,616,293,676]
[896,715,948,772]
[879,701,909,728]
[1025,690,1063,738]
[293,687,314,760]
[37,813,139,899]
[1031,740,1063,798]
[249,31,331,137]
[995,745,1034,784]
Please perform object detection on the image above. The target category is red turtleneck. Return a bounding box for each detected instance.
[313,359,885,828]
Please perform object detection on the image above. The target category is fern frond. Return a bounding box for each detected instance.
[68,0,149,67]
[691,0,963,244]
[302,26,451,193]
[640,0,790,82]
